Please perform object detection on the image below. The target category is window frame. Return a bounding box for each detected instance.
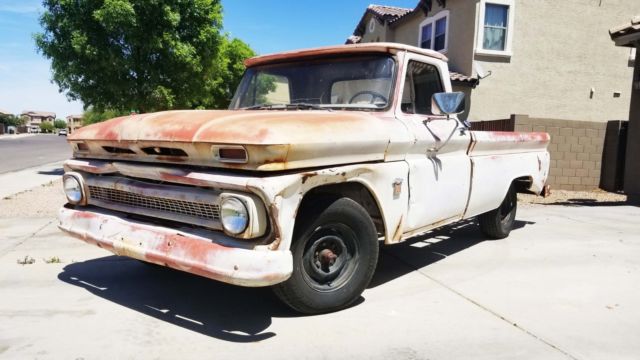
[418,10,450,54]
[476,0,515,58]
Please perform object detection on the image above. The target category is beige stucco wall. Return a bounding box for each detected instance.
[470,0,640,122]
[390,2,477,76]
[360,13,390,43]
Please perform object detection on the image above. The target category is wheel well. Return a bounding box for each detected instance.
[297,182,385,238]
[513,176,533,193]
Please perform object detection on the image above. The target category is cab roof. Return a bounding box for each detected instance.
[244,42,448,67]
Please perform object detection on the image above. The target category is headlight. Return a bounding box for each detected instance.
[63,173,84,204]
[220,197,249,235]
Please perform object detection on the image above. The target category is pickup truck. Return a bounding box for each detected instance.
[59,43,550,314]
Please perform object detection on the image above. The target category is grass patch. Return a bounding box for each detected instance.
[17,255,35,265]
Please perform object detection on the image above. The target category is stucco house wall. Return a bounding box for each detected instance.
[470,0,639,122]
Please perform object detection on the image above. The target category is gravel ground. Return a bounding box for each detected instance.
[0,179,65,218]
[518,188,627,206]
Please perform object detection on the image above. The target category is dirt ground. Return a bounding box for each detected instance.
[0,179,64,218]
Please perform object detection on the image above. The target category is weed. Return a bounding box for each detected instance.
[17,256,35,265]
[43,256,63,264]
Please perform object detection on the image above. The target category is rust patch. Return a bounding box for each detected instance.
[300,172,318,184]
[267,203,282,250]
[392,215,404,242]
[155,155,187,163]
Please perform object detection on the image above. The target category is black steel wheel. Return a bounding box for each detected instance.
[478,183,518,239]
[273,198,379,314]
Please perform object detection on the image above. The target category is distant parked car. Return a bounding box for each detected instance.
[58,129,68,136]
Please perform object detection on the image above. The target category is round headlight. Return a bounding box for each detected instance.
[220,197,249,235]
[63,175,83,204]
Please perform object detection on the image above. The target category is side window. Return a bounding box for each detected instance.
[401,61,443,115]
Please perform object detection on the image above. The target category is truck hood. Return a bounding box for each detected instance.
[69,110,402,171]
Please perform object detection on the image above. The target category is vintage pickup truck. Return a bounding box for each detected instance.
[59,43,550,313]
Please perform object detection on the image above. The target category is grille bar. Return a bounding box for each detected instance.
[89,186,220,221]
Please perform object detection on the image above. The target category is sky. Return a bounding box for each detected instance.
[0,0,418,119]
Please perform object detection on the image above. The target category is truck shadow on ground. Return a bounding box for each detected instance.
[57,218,534,343]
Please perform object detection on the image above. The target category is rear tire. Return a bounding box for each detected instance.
[478,184,517,239]
[273,198,379,314]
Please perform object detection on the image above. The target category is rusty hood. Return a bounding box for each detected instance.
[69,110,401,171]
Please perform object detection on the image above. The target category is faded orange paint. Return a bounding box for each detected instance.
[244,42,448,67]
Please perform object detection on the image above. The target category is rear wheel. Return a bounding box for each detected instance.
[478,184,517,239]
[273,198,379,314]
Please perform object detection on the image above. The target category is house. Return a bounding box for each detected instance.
[21,110,56,133]
[347,0,640,191]
[348,0,639,122]
[610,16,640,203]
[66,114,84,134]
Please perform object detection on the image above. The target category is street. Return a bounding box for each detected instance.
[0,134,71,174]
[0,183,638,359]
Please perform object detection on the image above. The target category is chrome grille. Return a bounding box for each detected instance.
[88,186,220,221]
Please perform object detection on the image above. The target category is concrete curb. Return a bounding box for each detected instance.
[0,161,65,199]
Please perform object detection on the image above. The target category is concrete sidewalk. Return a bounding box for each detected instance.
[0,202,638,359]
[0,161,64,199]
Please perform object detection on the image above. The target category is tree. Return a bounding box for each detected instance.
[0,114,22,128]
[40,122,55,133]
[35,0,254,113]
[54,119,67,129]
[82,108,128,125]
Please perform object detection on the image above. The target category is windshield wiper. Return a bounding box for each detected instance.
[243,103,330,111]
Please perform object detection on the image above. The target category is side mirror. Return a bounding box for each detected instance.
[431,92,465,116]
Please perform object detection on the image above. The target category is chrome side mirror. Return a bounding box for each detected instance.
[431,92,465,116]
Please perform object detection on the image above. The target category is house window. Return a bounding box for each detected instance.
[421,24,432,49]
[476,0,514,57]
[418,11,449,53]
[483,4,508,50]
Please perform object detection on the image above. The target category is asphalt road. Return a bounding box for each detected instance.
[0,135,71,174]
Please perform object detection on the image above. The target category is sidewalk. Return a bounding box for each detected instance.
[0,161,64,199]
[0,133,37,141]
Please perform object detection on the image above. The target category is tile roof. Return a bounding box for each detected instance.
[450,71,479,86]
[367,4,413,20]
[21,110,56,118]
[610,16,640,46]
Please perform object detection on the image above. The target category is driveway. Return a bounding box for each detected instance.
[0,187,638,359]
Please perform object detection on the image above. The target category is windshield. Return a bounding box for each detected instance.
[229,55,396,111]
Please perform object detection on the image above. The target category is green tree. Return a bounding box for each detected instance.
[40,122,55,133]
[0,114,22,128]
[82,107,128,125]
[54,119,67,129]
[36,0,254,113]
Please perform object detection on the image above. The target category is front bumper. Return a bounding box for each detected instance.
[58,206,292,287]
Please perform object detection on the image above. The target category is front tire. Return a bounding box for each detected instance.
[273,198,379,314]
[478,184,517,239]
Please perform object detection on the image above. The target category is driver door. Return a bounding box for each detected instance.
[397,57,472,232]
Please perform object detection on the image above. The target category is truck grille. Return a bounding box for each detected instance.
[83,175,223,230]
[89,186,220,221]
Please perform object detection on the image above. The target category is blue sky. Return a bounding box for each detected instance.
[0,0,418,118]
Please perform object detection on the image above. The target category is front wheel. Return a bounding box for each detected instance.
[273,198,379,314]
[478,184,517,239]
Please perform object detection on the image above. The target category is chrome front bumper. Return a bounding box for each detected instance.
[58,206,292,287]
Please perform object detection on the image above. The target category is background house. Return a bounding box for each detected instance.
[348,0,640,191]
[65,114,83,134]
[20,111,56,133]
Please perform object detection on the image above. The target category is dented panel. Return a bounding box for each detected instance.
[58,207,292,287]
